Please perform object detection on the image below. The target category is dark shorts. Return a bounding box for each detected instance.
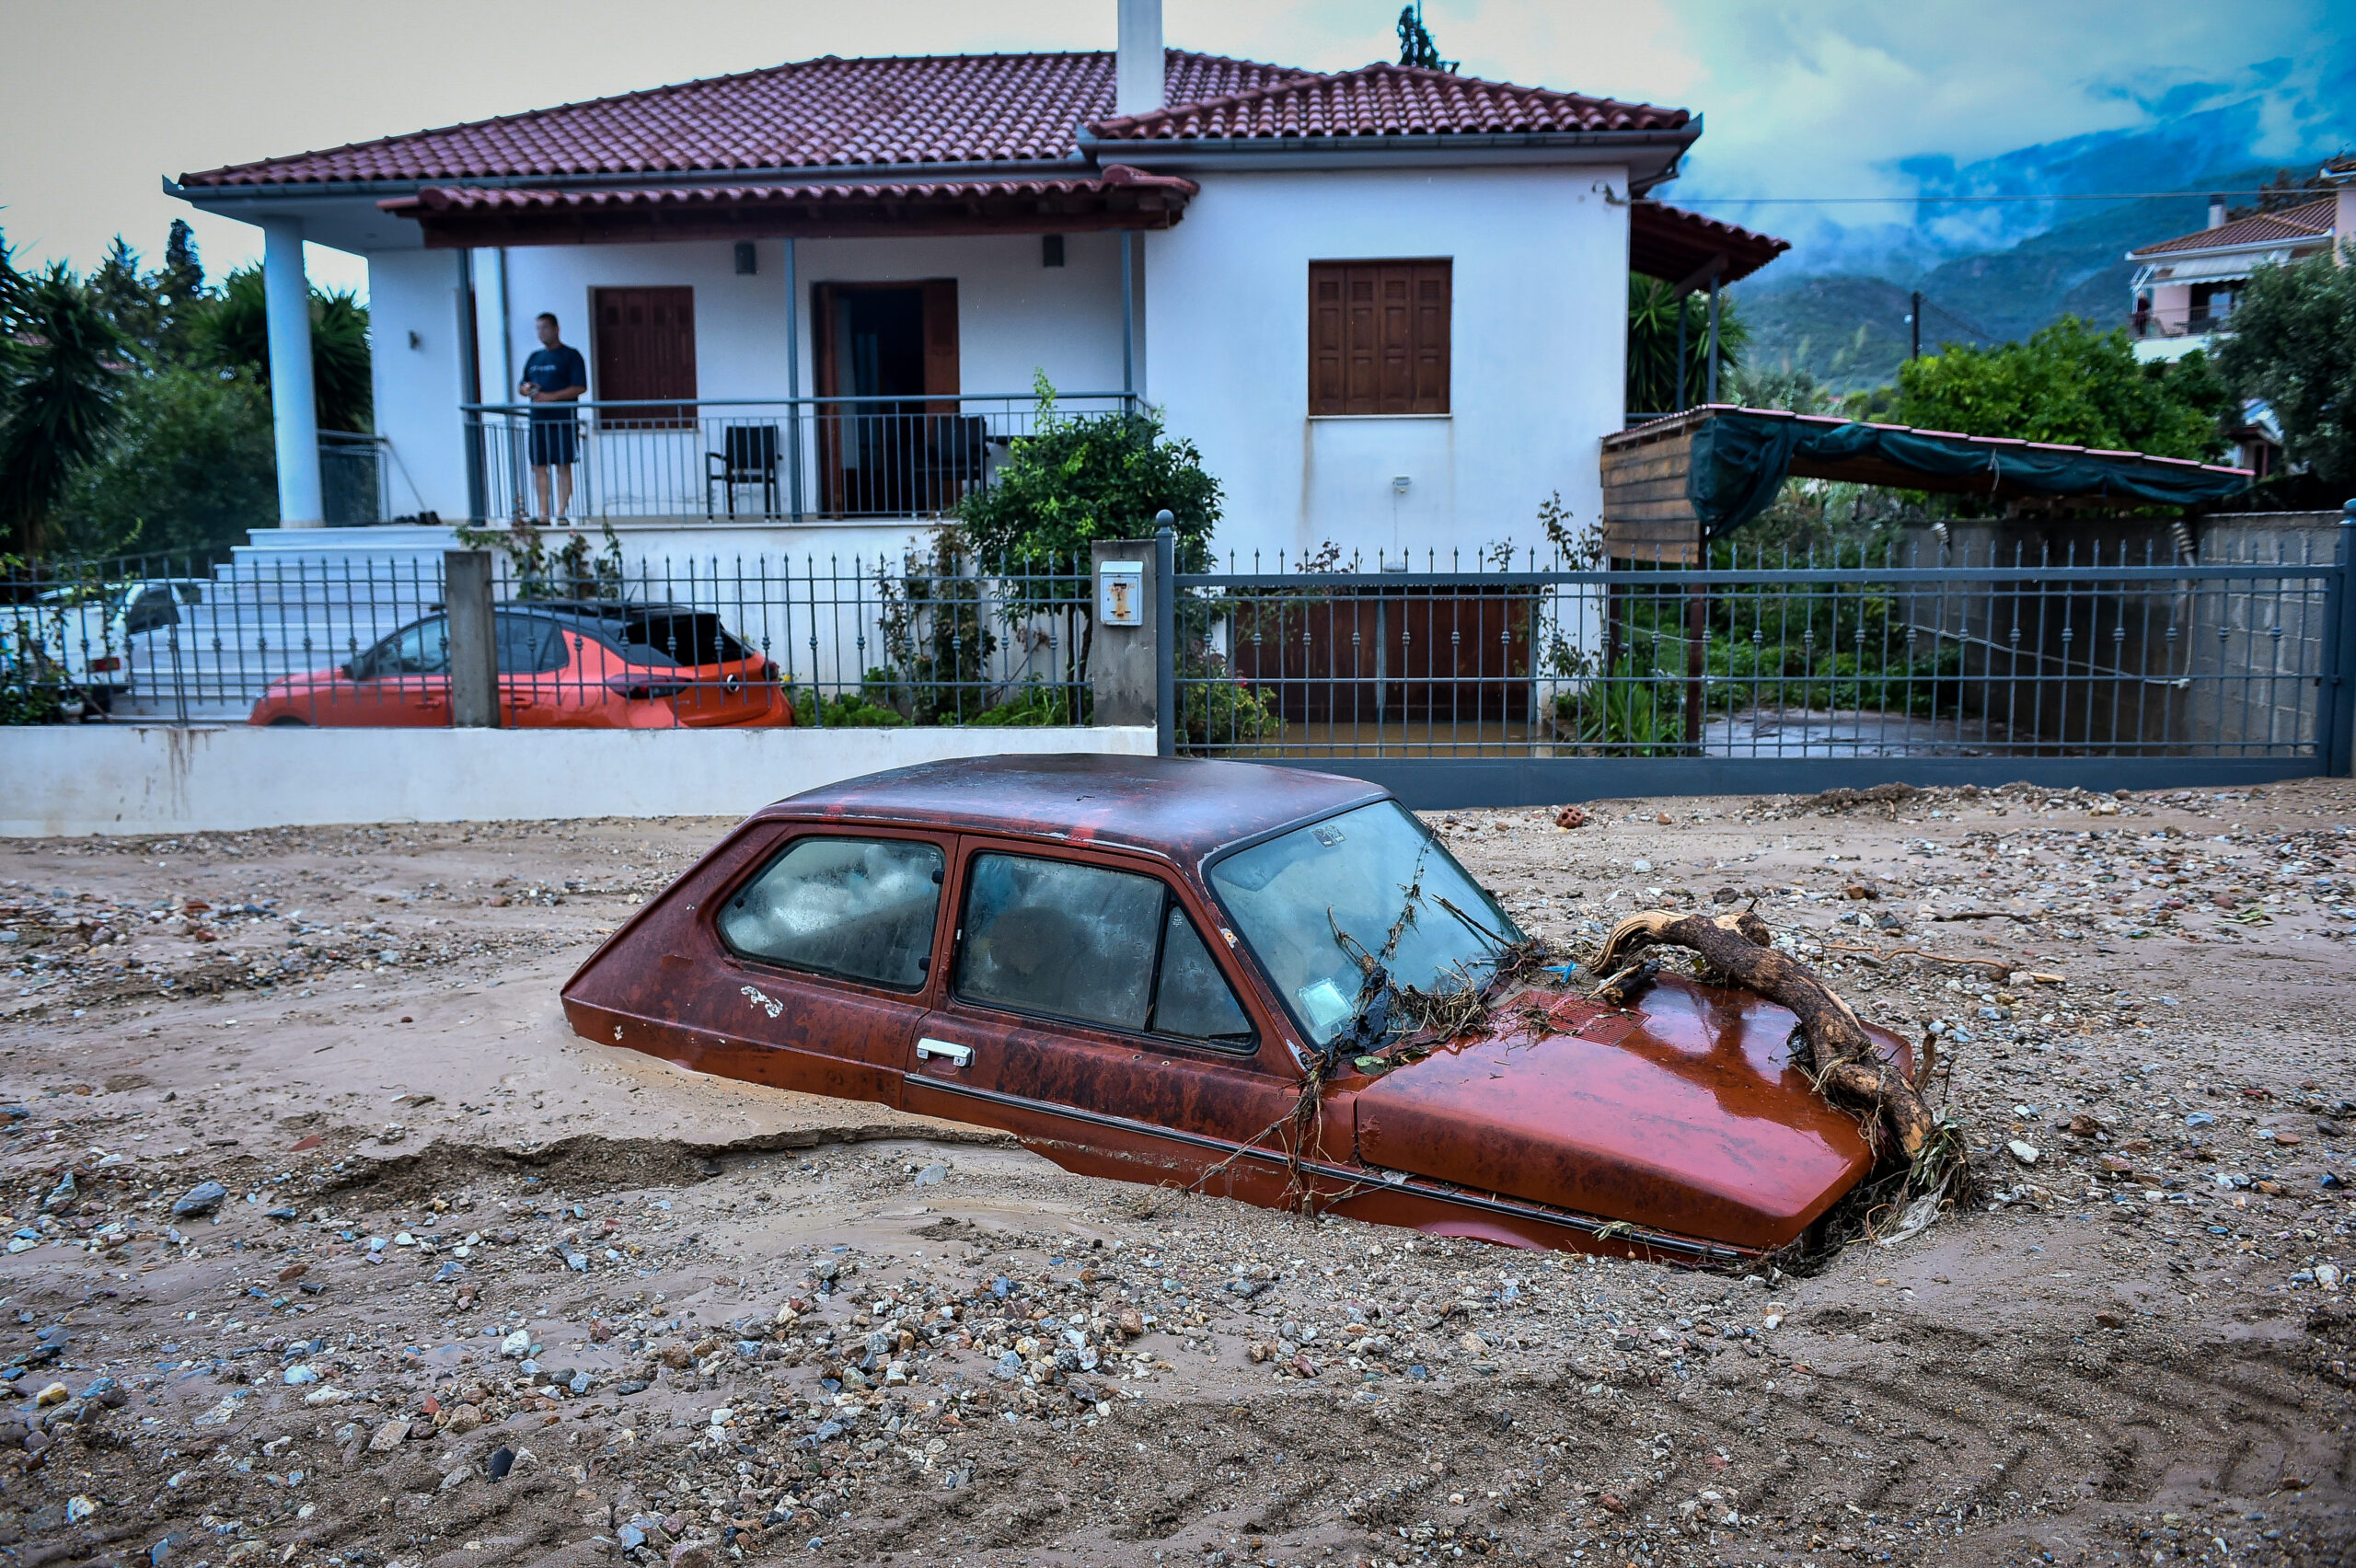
[528,415,578,467]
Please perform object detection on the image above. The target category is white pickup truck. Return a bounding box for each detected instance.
[2,577,209,716]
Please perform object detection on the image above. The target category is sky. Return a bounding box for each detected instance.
[1,0,2349,299]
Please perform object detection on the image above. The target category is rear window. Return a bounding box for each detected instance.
[613,611,749,668]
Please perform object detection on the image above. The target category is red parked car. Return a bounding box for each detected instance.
[248,602,791,729]
[560,755,1905,1261]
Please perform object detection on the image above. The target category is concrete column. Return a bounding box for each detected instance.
[261,217,324,525]
[445,549,501,730]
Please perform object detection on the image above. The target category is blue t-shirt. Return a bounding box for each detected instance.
[521,345,586,410]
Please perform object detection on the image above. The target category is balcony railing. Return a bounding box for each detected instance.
[2131,308,2232,341]
[458,392,1136,525]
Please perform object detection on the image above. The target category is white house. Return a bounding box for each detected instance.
[169,2,1782,568]
[2126,166,2353,364]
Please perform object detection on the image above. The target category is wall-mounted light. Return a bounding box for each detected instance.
[1392,475,1412,495]
[733,242,757,276]
[408,330,422,351]
[1042,235,1066,268]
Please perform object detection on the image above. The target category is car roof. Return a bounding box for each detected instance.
[763,754,1388,863]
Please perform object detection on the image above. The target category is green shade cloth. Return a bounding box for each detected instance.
[1686,409,2252,539]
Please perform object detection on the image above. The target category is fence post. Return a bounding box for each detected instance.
[1154,515,1177,758]
[2326,501,2356,777]
[445,549,501,730]
[1089,538,1157,729]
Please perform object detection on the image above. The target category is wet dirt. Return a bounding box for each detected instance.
[4,790,2354,1567]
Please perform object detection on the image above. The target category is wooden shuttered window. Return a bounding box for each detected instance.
[1308,259,1450,416]
[591,286,697,426]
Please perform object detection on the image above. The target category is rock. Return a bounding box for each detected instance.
[488,1445,514,1481]
[991,1351,1022,1382]
[369,1418,412,1452]
[1459,1331,1488,1357]
[618,1526,646,1551]
[33,1381,70,1408]
[2006,1141,2040,1166]
[172,1181,227,1218]
[914,1163,948,1187]
[658,1343,692,1370]
[1553,805,1587,830]
[283,1365,320,1386]
[446,1405,483,1435]
[501,1329,532,1358]
[66,1495,100,1524]
[40,1172,75,1213]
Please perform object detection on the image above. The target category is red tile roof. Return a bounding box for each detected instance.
[1628,202,1788,285]
[1089,61,1688,142]
[179,51,1311,188]
[179,50,1690,190]
[2129,198,2337,259]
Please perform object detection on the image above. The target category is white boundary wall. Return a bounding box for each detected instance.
[0,726,1157,837]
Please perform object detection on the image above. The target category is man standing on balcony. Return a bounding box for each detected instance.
[518,313,588,524]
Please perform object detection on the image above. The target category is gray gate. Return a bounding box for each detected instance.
[1153,516,2356,807]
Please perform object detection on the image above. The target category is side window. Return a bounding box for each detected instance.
[954,854,1253,1045]
[494,614,571,674]
[718,836,943,990]
[1151,905,1253,1043]
[359,617,450,678]
[123,586,180,636]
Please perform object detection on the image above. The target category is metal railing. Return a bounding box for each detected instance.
[460,392,1136,524]
[1,546,1090,730]
[1164,530,2352,794]
[2131,308,2233,340]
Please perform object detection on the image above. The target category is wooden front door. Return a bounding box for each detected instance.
[591,286,697,427]
[811,280,961,514]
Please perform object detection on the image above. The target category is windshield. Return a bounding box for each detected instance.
[1208,800,1524,1047]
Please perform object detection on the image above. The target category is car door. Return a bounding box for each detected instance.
[493,612,573,727]
[901,840,1304,1195]
[707,828,952,1107]
[331,616,452,726]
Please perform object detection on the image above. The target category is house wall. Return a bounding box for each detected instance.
[1144,164,1630,567]
[364,232,1136,521]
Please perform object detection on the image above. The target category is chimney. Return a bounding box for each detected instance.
[1117,0,1162,118]
[2208,194,2228,230]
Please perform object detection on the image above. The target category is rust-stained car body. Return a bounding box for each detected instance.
[560,755,1906,1262]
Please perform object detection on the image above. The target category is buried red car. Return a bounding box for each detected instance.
[560,755,1906,1262]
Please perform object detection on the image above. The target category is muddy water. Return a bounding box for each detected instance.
[4,790,2353,1566]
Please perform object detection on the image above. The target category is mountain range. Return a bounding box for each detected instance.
[1717,96,2350,392]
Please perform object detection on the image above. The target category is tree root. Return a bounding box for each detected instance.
[1593,908,1937,1159]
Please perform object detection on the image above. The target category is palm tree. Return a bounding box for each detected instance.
[199,265,373,433]
[1626,276,1748,418]
[0,253,124,555]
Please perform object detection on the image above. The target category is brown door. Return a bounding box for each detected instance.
[591,286,697,427]
[812,281,960,514]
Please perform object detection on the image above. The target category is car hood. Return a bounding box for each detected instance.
[1349,975,1905,1251]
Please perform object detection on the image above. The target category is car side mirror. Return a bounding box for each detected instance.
[339,661,358,680]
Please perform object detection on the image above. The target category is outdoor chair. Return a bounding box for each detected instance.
[706,423,783,518]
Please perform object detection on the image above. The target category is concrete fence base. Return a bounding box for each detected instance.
[0,724,1159,836]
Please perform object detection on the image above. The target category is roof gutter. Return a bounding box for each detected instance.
[166,153,1106,208]
[1073,122,1697,184]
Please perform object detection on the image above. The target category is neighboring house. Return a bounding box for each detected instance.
[2127,166,2353,363]
[2123,161,2352,477]
[168,4,1783,565]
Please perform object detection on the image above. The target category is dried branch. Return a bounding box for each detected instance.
[1593,907,1936,1158]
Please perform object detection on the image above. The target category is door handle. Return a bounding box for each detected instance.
[916,1037,973,1068]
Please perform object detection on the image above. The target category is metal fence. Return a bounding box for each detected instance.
[460,392,1135,524]
[0,547,1090,731]
[1163,528,2355,802]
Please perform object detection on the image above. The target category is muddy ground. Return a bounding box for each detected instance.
[5,779,2355,1568]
